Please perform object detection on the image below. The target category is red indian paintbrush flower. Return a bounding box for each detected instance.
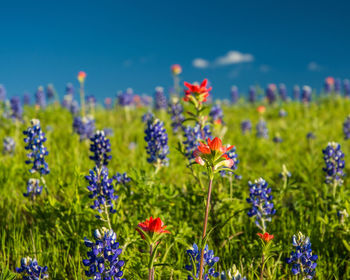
[137,216,170,240]
[171,64,182,76]
[258,232,274,242]
[193,137,235,173]
[77,71,87,83]
[183,79,212,104]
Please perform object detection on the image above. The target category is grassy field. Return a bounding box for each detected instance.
[1,96,350,279]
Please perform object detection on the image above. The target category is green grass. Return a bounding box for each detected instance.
[1,97,350,279]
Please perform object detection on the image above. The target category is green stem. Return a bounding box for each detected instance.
[198,177,214,280]
[149,245,154,280]
[260,253,265,280]
[80,82,85,117]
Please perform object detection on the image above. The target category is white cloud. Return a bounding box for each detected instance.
[192,58,210,69]
[215,51,254,66]
[308,62,322,72]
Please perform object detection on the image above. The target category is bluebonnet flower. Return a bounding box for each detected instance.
[117,88,134,107]
[62,94,73,110]
[155,86,167,110]
[89,130,112,167]
[230,86,239,104]
[324,77,334,93]
[286,232,318,279]
[248,86,256,103]
[273,136,283,143]
[344,79,350,97]
[241,120,252,134]
[142,112,154,123]
[343,116,350,140]
[66,82,74,95]
[220,146,240,178]
[3,136,15,154]
[0,84,6,101]
[70,100,80,115]
[185,243,219,280]
[103,128,114,137]
[220,265,246,280]
[144,116,169,166]
[247,178,276,232]
[83,228,125,280]
[10,96,23,120]
[306,132,316,140]
[266,84,277,104]
[183,124,211,160]
[35,86,46,108]
[23,119,49,175]
[86,95,96,114]
[334,78,341,94]
[210,104,224,124]
[141,94,152,107]
[16,257,48,279]
[256,120,268,139]
[85,167,118,217]
[322,142,345,186]
[46,84,55,100]
[168,98,185,133]
[293,85,300,101]
[23,178,43,199]
[301,86,312,103]
[115,172,131,186]
[23,92,31,105]
[73,116,96,141]
[278,83,288,101]
[279,109,287,117]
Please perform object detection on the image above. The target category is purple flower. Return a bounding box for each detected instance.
[23,119,49,175]
[23,178,43,199]
[3,136,15,155]
[230,86,239,104]
[247,178,275,232]
[248,86,256,103]
[89,130,112,168]
[23,92,31,105]
[322,142,345,186]
[117,89,134,107]
[286,232,318,279]
[10,96,23,120]
[241,120,252,134]
[0,84,6,101]
[73,116,96,141]
[293,85,300,101]
[35,86,46,108]
[83,228,125,280]
[344,79,350,97]
[185,243,220,280]
[46,84,55,100]
[16,256,48,279]
[155,86,167,110]
[278,83,288,101]
[301,86,312,103]
[168,98,185,133]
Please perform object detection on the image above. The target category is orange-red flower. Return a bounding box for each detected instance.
[257,105,266,114]
[137,216,170,240]
[193,137,234,170]
[325,76,334,86]
[183,79,212,104]
[77,71,87,83]
[171,64,182,76]
[257,232,274,242]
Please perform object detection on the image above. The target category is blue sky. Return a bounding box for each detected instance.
[1,0,350,100]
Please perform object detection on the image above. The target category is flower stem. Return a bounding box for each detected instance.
[149,245,154,280]
[260,253,265,280]
[104,200,112,230]
[80,82,85,117]
[198,177,213,280]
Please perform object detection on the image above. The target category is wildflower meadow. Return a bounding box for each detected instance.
[1,70,350,280]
